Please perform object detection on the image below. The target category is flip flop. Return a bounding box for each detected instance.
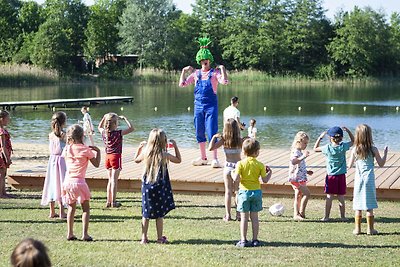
[157,236,168,244]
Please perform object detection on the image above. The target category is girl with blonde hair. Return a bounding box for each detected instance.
[134,129,181,244]
[288,131,313,220]
[348,124,388,235]
[98,113,134,207]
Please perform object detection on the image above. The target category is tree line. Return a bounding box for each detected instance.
[1,0,400,79]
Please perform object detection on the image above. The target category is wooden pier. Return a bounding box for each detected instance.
[7,148,400,200]
[0,96,133,110]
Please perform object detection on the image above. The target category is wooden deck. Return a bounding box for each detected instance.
[7,148,400,200]
[0,96,133,110]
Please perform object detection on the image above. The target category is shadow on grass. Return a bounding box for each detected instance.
[168,239,236,245]
[168,215,222,221]
[0,219,65,224]
[265,241,400,249]
[375,217,400,223]
[91,214,142,222]
[176,204,225,209]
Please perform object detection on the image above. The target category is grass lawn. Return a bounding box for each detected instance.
[1,190,399,267]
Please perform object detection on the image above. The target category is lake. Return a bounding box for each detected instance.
[2,82,400,151]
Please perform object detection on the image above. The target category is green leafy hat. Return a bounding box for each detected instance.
[195,37,214,65]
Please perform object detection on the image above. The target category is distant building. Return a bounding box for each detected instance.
[95,54,139,68]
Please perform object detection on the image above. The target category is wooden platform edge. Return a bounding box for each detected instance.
[8,175,400,201]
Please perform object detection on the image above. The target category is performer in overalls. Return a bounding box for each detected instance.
[179,37,228,168]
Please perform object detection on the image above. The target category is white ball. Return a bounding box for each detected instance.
[269,203,285,216]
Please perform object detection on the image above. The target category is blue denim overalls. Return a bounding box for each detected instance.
[193,69,218,143]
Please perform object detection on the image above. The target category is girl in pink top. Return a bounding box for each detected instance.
[62,124,101,241]
[0,110,12,198]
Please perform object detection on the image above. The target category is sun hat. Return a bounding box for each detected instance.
[327,126,343,137]
[195,37,214,65]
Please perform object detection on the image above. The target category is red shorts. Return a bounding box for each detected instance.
[291,181,307,190]
[105,153,122,170]
[324,174,346,195]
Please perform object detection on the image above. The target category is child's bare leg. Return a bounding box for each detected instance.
[58,201,66,218]
[293,188,300,218]
[49,201,56,218]
[141,217,150,241]
[223,173,233,219]
[81,200,90,239]
[106,169,112,205]
[322,194,333,221]
[338,195,346,219]
[240,212,250,241]
[110,169,121,204]
[366,209,374,217]
[299,185,310,218]
[156,217,164,240]
[67,203,76,239]
[250,212,259,241]
[0,168,8,197]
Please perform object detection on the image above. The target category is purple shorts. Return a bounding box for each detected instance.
[324,174,346,195]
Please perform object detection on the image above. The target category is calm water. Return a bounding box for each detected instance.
[2,83,400,151]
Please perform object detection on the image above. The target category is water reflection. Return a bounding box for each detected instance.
[2,83,400,151]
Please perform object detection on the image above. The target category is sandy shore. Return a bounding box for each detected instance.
[9,142,50,172]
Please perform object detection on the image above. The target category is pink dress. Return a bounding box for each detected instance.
[0,127,12,168]
[62,144,95,205]
[41,134,66,205]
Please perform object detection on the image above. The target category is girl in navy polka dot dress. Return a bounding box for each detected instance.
[134,129,182,244]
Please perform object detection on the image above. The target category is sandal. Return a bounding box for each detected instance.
[106,202,111,208]
[82,236,93,242]
[112,201,122,208]
[157,236,168,244]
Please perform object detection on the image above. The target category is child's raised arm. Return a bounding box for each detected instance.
[167,139,181,164]
[208,133,223,151]
[314,131,326,152]
[373,146,388,167]
[119,116,134,135]
[343,126,355,146]
[179,66,194,86]
[97,115,106,133]
[89,146,101,167]
[261,165,272,183]
[133,141,146,163]
[291,150,310,165]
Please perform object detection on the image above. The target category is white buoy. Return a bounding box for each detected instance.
[298,106,302,111]
[120,107,124,111]
[363,106,367,111]
[263,106,267,111]
[330,106,334,111]
[154,107,158,111]
[87,107,90,111]
[396,106,399,111]
[187,106,191,111]
[52,106,56,112]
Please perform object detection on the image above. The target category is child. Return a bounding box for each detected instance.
[11,238,51,267]
[231,138,272,247]
[314,126,354,221]
[98,113,134,207]
[133,129,181,244]
[208,118,242,221]
[348,124,388,235]
[0,110,12,198]
[80,106,94,146]
[41,111,67,219]
[288,131,313,221]
[62,124,101,241]
[247,118,257,139]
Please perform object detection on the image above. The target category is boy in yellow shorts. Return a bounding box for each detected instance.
[231,139,272,247]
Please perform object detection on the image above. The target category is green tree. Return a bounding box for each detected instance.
[220,0,265,69]
[327,7,391,77]
[118,0,175,69]
[164,12,202,69]
[0,0,21,61]
[389,12,400,74]
[84,0,126,62]
[31,17,72,73]
[283,0,332,74]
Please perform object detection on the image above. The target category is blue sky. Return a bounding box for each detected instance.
[34,0,400,19]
